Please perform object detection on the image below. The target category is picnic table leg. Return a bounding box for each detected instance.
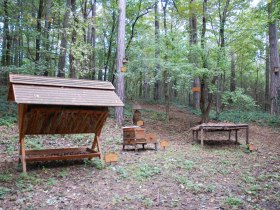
[228,130,231,140]
[192,130,194,141]
[196,131,198,141]
[201,129,204,146]
[246,126,249,144]
[235,130,238,144]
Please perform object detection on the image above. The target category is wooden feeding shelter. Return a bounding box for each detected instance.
[7,74,124,172]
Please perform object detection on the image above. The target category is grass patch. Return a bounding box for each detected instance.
[0,172,12,182]
[225,196,243,209]
[84,158,106,170]
[0,186,11,198]
[176,176,214,193]
[134,164,161,180]
[16,173,42,190]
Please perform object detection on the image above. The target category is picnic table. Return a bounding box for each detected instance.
[191,123,249,146]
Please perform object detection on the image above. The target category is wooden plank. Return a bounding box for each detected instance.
[25,147,89,155]
[26,153,100,162]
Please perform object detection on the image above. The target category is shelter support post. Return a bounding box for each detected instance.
[18,104,27,173]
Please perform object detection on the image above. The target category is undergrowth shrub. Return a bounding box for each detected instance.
[0,87,17,126]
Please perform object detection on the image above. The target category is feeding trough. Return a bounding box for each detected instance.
[7,74,124,172]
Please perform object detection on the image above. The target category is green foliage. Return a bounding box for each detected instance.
[84,158,106,170]
[116,167,128,179]
[16,173,41,190]
[225,196,243,209]
[0,187,11,198]
[0,172,12,182]
[222,88,258,111]
[47,177,57,186]
[59,170,68,178]
[181,160,195,170]
[218,110,280,127]
[135,164,161,180]
[0,87,17,126]
[176,176,214,193]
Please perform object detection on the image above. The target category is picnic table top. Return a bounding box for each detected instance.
[191,122,249,131]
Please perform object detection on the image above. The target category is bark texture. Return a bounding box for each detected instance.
[115,0,126,125]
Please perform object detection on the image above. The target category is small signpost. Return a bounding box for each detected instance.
[160,140,169,150]
[104,152,118,164]
[192,87,201,92]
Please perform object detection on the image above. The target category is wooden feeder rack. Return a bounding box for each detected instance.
[7,74,124,172]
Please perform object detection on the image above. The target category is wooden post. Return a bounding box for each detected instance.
[246,126,249,144]
[201,128,204,146]
[18,104,27,173]
[19,134,26,173]
[228,130,231,140]
[235,130,238,144]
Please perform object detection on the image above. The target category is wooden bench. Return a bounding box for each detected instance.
[191,123,249,146]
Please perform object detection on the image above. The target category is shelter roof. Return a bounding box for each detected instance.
[8,74,124,107]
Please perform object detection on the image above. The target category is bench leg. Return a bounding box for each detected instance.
[246,127,249,144]
[235,130,238,144]
[228,130,231,140]
[201,129,204,146]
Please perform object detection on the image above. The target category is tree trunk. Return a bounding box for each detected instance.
[199,0,213,123]
[189,0,200,110]
[2,0,11,67]
[268,0,280,115]
[154,0,160,101]
[230,53,236,92]
[90,0,97,79]
[216,0,230,116]
[115,0,126,125]
[162,0,170,120]
[35,0,44,74]
[43,0,52,76]
[70,0,77,79]
[265,39,270,111]
[57,0,71,78]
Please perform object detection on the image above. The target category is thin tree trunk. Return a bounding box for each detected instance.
[154,0,160,101]
[265,39,270,111]
[90,0,97,79]
[35,0,44,74]
[70,0,77,78]
[216,0,230,116]
[115,0,126,125]
[230,53,236,92]
[43,0,52,76]
[2,0,11,67]
[162,0,170,120]
[57,0,71,78]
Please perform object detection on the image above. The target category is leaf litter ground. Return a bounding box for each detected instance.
[0,103,279,209]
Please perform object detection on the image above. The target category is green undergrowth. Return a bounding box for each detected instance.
[186,104,280,127]
[0,87,17,126]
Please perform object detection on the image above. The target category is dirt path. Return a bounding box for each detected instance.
[0,103,279,209]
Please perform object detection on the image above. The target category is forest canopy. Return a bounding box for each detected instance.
[0,0,279,123]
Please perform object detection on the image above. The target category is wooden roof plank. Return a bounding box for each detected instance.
[10,84,124,107]
[9,74,115,90]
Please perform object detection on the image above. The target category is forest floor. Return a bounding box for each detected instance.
[0,103,279,210]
